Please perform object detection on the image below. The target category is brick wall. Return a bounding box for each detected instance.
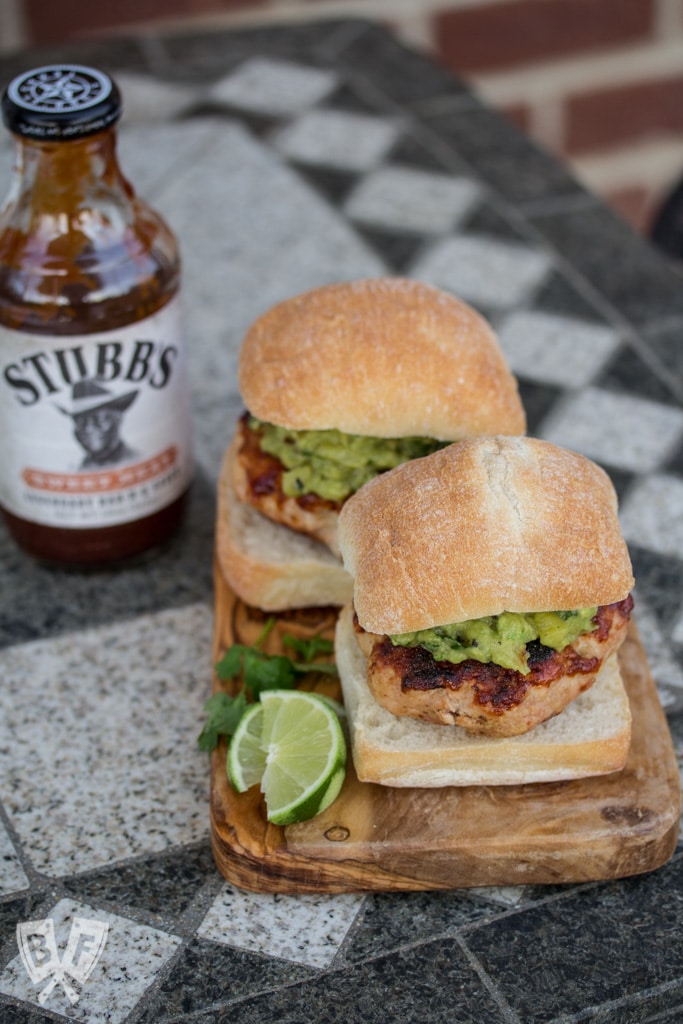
[3,0,683,235]
[438,0,683,233]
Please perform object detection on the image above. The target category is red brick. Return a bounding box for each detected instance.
[498,102,533,134]
[603,185,653,232]
[435,0,655,74]
[566,75,683,153]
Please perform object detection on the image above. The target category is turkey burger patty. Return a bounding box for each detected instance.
[353,595,633,737]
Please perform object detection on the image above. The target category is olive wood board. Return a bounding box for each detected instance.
[210,559,681,894]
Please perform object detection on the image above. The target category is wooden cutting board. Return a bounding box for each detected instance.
[210,559,681,894]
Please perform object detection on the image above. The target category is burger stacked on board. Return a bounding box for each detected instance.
[336,436,634,786]
[218,276,634,789]
[218,277,526,610]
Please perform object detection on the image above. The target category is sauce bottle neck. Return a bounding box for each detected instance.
[3,127,133,216]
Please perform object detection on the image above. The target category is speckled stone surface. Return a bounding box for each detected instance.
[0,826,28,897]
[0,898,181,1022]
[198,885,364,967]
[0,606,211,876]
[0,19,681,1024]
[412,232,553,311]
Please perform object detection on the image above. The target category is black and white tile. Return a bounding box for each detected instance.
[344,165,482,234]
[0,21,681,1024]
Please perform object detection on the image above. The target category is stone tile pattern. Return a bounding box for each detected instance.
[0,606,212,878]
[202,36,683,706]
[0,898,181,1024]
[0,20,681,1024]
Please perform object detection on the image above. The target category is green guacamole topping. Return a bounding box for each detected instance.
[251,417,446,502]
[391,608,598,675]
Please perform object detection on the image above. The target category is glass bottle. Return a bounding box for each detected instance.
[0,64,193,565]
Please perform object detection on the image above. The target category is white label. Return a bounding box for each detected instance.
[0,295,193,528]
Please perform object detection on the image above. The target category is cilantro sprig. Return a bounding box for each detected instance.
[198,619,337,753]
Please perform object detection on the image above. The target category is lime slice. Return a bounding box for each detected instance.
[259,690,347,825]
[227,702,266,793]
[313,693,347,723]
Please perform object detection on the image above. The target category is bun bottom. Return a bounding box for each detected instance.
[336,605,632,787]
[216,440,353,611]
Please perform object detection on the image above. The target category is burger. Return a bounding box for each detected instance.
[335,436,635,787]
[218,277,526,611]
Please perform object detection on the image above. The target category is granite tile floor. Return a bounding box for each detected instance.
[0,19,681,1024]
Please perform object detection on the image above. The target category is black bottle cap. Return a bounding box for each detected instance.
[1,64,121,140]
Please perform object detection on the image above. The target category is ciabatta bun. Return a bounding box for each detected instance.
[216,441,352,610]
[338,436,634,635]
[238,278,526,440]
[336,605,632,786]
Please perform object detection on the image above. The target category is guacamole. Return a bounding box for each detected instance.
[391,608,598,675]
[252,417,445,502]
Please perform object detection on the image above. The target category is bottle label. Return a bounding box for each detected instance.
[0,295,193,528]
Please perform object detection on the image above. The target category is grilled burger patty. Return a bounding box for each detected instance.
[236,412,341,513]
[232,412,342,554]
[354,595,634,737]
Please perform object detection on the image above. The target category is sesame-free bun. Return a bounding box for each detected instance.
[238,278,526,440]
[338,436,634,635]
[217,440,353,610]
[335,605,632,786]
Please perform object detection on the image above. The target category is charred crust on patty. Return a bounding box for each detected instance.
[236,412,340,513]
[353,595,633,735]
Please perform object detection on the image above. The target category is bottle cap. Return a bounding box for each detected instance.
[1,64,121,140]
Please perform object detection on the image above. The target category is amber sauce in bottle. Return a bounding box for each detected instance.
[0,66,193,565]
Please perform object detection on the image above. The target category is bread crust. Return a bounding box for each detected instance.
[217,440,353,609]
[238,278,526,440]
[338,436,635,634]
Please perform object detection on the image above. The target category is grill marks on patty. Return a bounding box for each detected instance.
[237,412,340,512]
[354,595,634,734]
[372,633,598,709]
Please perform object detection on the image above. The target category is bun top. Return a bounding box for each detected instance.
[338,436,634,634]
[238,278,526,440]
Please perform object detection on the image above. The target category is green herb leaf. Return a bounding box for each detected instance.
[292,660,338,677]
[215,645,247,681]
[284,633,334,661]
[243,649,296,697]
[197,690,248,752]
[198,625,337,753]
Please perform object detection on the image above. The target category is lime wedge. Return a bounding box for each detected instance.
[259,690,347,825]
[227,702,266,793]
[313,693,347,725]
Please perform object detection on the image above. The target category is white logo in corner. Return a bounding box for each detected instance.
[17,916,109,1005]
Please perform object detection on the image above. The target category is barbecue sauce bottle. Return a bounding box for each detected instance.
[0,64,193,565]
